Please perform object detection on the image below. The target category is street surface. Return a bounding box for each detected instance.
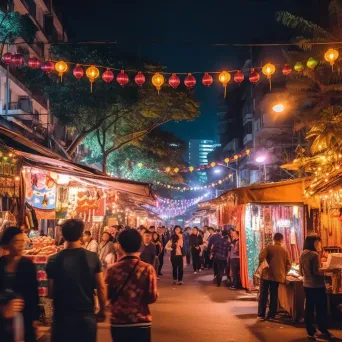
[40,259,342,342]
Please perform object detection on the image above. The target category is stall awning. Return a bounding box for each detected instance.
[14,150,154,203]
[203,178,310,206]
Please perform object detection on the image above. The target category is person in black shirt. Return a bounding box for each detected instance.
[189,227,203,274]
[47,219,107,342]
[139,230,156,266]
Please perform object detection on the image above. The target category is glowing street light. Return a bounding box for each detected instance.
[214,168,221,174]
[272,103,285,113]
[255,155,266,163]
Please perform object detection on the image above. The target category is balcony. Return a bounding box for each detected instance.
[243,113,253,125]
[2,102,35,121]
[243,134,253,146]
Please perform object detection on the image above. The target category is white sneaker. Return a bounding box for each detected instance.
[194,272,198,275]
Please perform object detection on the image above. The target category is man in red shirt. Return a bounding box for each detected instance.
[106,228,158,342]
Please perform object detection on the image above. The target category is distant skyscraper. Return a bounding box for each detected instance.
[189,139,220,183]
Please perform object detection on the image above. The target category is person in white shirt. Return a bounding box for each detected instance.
[83,231,99,253]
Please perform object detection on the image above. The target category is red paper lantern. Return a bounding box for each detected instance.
[135,71,146,86]
[184,73,196,88]
[41,60,55,73]
[2,52,12,64]
[11,53,24,66]
[28,57,41,69]
[73,65,84,79]
[234,70,244,84]
[249,68,260,84]
[102,69,114,83]
[117,70,129,86]
[282,64,292,76]
[168,73,180,88]
[202,72,213,87]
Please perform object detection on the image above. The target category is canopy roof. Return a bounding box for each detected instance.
[201,178,310,207]
[0,126,154,203]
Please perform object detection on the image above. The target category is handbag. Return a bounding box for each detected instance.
[254,259,269,279]
[110,259,139,303]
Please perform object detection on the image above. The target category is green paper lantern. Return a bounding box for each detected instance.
[294,62,305,73]
[307,57,318,70]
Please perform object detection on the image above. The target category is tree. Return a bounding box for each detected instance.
[83,127,187,183]
[0,9,37,55]
[277,2,342,179]
[19,44,199,160]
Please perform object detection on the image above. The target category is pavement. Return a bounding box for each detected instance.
[40,259,342,342]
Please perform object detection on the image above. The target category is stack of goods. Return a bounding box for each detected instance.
[287,264,302,281]
[24,236,60,297]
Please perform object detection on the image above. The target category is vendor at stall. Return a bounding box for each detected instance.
[300,236,334,340]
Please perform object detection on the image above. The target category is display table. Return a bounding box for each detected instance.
[278,277,305,322]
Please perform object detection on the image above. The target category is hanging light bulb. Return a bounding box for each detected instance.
[324,48,339,70]
[218,71,231,98]
[152,72,164,94]
[86,65,100,93]
[262,63,275,90]
[55,60,68,81]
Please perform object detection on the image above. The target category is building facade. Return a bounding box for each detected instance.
[0,0,67,145]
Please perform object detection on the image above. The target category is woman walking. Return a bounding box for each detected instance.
[300,236,334,340]
[189,227,203,274]
[152,232,163,275]
[0,227,39,342]
[166,226,185,285]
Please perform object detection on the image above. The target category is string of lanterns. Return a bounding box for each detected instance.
[1,47,339,96]
[155,194,208,205]
[154,174,233,192]
[133,149,250,173]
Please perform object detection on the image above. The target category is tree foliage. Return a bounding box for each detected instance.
[83,127,187,183]
[0,9,38,54]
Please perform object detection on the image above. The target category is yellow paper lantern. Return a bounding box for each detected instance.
[210,162,216,167]
[211,183,215,187]
[262,63,275,90]
[218,71,231,98]
[224,157,229,164]
[218,180,222,184]
[167,185,171,188]
[137,162,143,168]
[86,65,100,92]
[189,166,194,172]
[234,155,239,160]
[324,48,339,69]
[174,167,179,173]
[152,73,165,93]
[246,149,251,156]
[165,167,171,173]
[55,60,68,81]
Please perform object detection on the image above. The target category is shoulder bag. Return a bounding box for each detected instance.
[110,259,139,303]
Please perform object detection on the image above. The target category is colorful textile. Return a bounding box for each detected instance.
[212,237,230,260]
[106,256,158,326]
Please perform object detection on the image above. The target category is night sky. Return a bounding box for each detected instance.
[56,0,313,141]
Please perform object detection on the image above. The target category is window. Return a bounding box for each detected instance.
[243,121,252,135]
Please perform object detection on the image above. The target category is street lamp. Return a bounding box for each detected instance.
[272,103,285,113]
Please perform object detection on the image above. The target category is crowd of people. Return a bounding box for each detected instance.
[0,221,337,342]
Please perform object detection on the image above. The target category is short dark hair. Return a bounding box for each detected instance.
[118,229,142,253]
[62,219,84,242]
[208,227,215,232]
[303,235,321,251]
[222,230,229,237]
[0,226,22,246]
[143,230,152,235]
[149,226,155,230]
[273,232,284,242]
[83,230,91,236]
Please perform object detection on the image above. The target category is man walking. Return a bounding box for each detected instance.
[183,227,191,265]
[139,230,156,266]
[212,230,231,287]
[106,229,158,342]
[47,219,107,342]
[208,228,221,277]
[230,230,241,289]
[257,232,291,320]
